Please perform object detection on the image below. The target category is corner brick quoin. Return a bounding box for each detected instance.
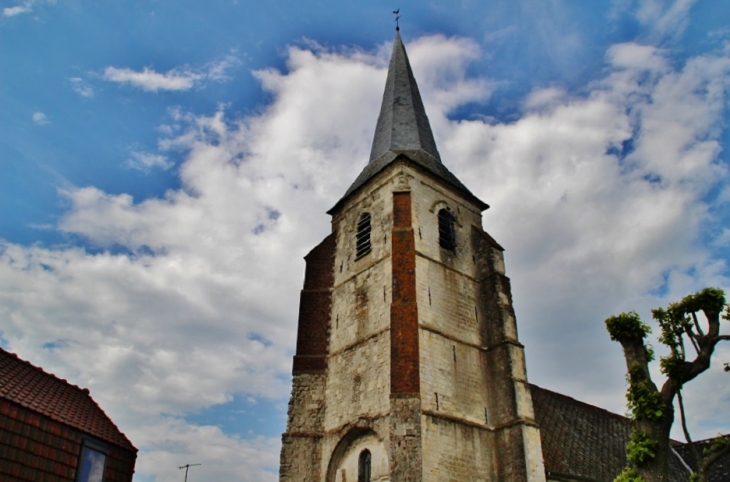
[293,234,335,375]
[390,191,420,396]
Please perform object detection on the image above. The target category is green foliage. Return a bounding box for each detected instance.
[627,430,657,465]
[703,436,730,456]
[689,473,699,482]
[626,364,666,421]
[614,467,646,482]
[654,288,727,350]
[606,312,651,343]
[644,344,655,362]
[651,307,687,351]
[677,287,726,315]
[659,354,685,379]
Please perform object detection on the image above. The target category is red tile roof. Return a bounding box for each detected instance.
[0,347,136,451]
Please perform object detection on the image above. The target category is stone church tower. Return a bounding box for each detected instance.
[279,30,546,482]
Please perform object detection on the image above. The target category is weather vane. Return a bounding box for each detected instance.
[393,8,400,31]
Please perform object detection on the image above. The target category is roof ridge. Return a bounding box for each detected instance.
[2,347,89,393]
[530,383,631,422]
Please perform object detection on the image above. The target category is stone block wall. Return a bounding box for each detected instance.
[421,414,495,481]
[419,329,489,424]
[280,374,327,482]
[325,169,397,435]
[324,334,391,430]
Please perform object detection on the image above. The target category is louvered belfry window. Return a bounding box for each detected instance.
[356,213,372,258]
[438,208,456,251]
[358,449,372,482]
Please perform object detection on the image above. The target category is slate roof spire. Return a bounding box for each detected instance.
[332,30,487,212]
[369,29,441,164]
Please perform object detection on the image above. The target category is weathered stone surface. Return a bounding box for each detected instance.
[422,413,495,481]
[280,373,326,482]
[390,396,423,482]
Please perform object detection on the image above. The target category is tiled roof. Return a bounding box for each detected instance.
[531,384,632,481]
[530,384,727,482]
[672,437,730,482]
[0,347,136,451]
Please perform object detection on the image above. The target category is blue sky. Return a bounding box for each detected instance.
[2,1,730,481]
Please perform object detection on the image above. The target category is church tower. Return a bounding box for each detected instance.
[279,31,546,482]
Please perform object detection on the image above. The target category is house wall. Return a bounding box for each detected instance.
[0,398,136,482]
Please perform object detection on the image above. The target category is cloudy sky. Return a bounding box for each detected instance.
[2,0,730,480]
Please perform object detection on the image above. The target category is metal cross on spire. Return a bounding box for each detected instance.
[393,8,400,31]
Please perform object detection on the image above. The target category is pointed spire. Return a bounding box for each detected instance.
[330,31,488,213]
[369,30,441,163]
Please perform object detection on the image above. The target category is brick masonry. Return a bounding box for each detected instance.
[390,191,420,396]
[0,399,136,482]
[293,234,335,374]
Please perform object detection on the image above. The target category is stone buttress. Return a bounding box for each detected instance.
[279,30,546,482]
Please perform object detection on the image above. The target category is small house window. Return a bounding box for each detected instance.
[438,208,456,251]
[77,440,108,482]
[358,449,372,482]
[356,213,372,258]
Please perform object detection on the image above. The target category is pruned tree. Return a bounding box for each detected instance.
[605,288,730,482]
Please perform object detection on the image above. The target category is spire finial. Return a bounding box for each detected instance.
[393,8,400,31]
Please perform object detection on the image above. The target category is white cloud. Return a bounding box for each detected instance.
[69,77,94,98]
[103,67,202,92]
[3,0,33,17]
[125,151,173,172]
[523,87,568,111]
[605,42,669,72]
[632,0,697,42]
[3,5,31,16]
[32,112,49,125]
[130,418,279,482]
[3,0,55,17]
[206,54,241,82]
[2,34,730,479]
[103,56,240,93]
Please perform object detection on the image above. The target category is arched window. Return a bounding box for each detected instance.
[438,208,456,251]
[358,449,371,482]
[356,213,372,258]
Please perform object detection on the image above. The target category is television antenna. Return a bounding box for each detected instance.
[179,463,201,482]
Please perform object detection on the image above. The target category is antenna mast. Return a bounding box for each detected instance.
[179,463,201,482]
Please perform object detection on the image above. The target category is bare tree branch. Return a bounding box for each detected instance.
[677,389,700,470]
[691,312,704,337]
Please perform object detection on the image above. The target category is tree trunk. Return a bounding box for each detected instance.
[635,412,673,482]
